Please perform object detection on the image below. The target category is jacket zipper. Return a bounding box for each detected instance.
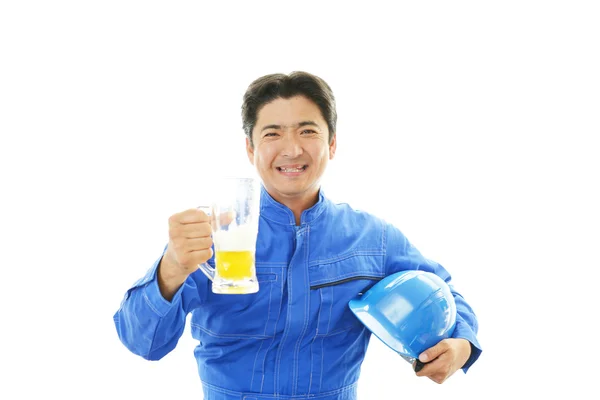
[310,276,382,291]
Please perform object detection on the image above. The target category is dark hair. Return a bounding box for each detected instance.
[242,71,337,146]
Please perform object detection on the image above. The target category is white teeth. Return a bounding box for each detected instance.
[280,167,304,172]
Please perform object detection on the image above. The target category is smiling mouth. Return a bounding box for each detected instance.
[276,165,308,173]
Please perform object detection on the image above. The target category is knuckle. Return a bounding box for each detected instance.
[168,213,180,225]
[203,248,213,258]
[195,250,210,264]
[191,237,211,251]
[197,209,208,219]
[192,239,203,251]
[179,240,192,253]
[198,247,212,260]
[198,238,210,251]
[169,226,181,238]
[201,222,213,235]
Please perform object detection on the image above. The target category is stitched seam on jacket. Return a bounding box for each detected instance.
[250,280,274,392]
[190,323,272,339]
[256,273,278,282]
[260,213,296,226]
[326,287,333,335]
[142,284,165,317]
[307,286,322,395]
[274,247,296,395]
[260,193,296,226]
[316,325,355,337]
[309,250,385,267]
[202,380,357,398]
[262,282,274,336]
[250,334,266,392]
[256,262,290,267]
[261,273,284,393]
[319,336,325,393]
[292,227,311,396]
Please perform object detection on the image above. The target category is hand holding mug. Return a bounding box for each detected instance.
[158,208,214,300]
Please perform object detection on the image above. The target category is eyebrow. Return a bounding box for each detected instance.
[260,121,321,132]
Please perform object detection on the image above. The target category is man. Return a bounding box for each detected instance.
[114,71,481,399]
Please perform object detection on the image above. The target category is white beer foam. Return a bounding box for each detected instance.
[213,224,257,251]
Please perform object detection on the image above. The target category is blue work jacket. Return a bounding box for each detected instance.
[114,187,481,399]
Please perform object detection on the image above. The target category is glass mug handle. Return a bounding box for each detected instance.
[198,262,216,281]
[195,205,216,282]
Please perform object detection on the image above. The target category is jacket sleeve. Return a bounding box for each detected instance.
[383,223,482,372]
[112,247,210,360]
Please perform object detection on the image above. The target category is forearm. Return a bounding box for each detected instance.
[157,255,189,302]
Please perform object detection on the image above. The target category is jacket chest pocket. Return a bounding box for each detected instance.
[191,267,283,339]
[309,253,384,336]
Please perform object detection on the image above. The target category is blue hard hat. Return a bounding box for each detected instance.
[349,270,457,360]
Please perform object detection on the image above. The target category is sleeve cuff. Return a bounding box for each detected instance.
[142,272,184,317]
[451,316,482,373]
[462,341,482,373]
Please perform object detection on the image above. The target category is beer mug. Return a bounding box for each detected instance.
[198,177,261,294]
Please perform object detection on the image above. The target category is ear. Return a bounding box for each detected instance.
[329,134,337,160]
[246,137,255,165]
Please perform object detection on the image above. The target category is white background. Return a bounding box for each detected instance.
[1,1,598,399]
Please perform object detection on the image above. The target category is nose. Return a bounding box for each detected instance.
[280,133,303,158]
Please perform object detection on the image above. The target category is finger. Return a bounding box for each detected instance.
[172,209,210,225]
[210,211,236,230]
[415,354,451,379]
[170,222,212,240]
[220,211,236,225]
[418,339,450,363]
[177,248,214,269]
[182,237,213,253]
[188,248,214,264]
[179,222,213,238]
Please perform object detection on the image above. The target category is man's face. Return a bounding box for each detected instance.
[246,95,336,205]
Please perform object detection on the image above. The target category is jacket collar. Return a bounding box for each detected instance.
[259,184,328,226]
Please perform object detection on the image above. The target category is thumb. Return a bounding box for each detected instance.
[418,340,447,363]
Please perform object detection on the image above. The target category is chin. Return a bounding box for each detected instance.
[270,182,305,196]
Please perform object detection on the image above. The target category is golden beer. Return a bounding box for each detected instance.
[215,250,255,280]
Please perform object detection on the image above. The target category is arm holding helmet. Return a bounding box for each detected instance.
[383,222,482,383]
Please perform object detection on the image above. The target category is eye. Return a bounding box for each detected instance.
[301,129,317,135]
[264,132,279,137]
